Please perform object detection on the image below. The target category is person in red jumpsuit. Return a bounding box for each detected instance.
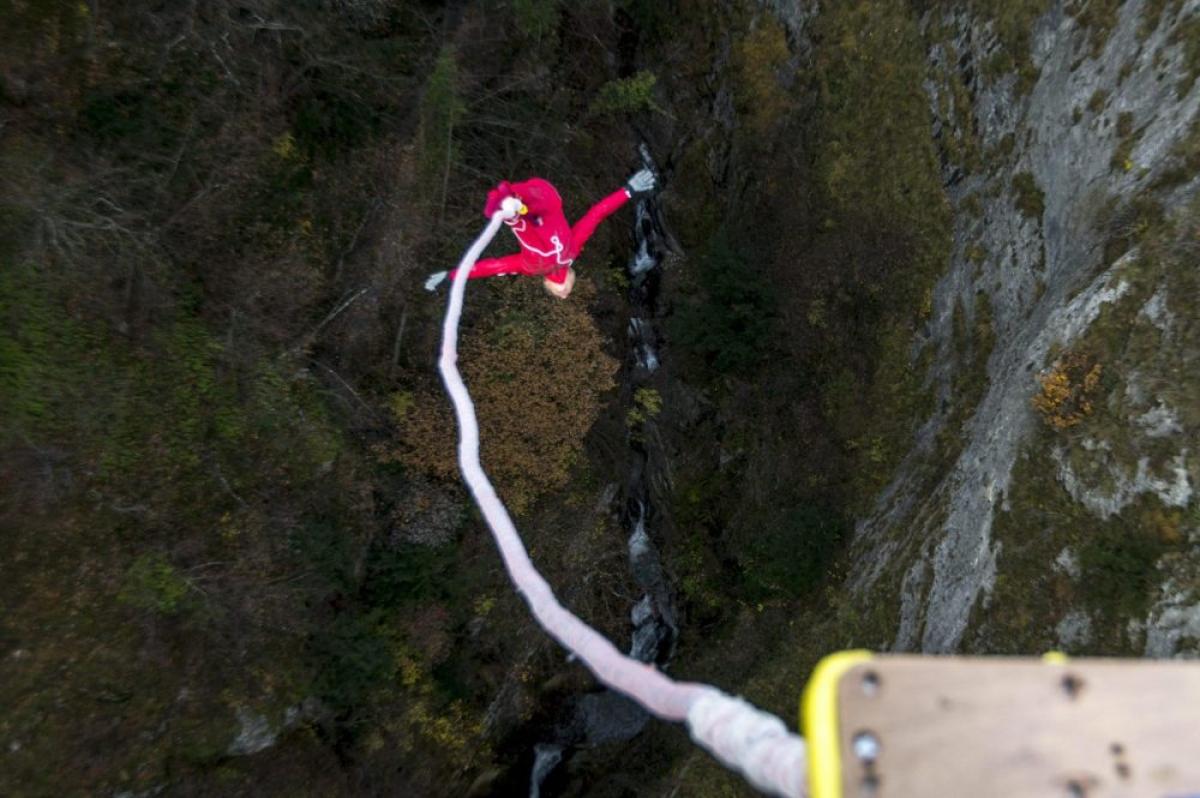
[425,169,656,299]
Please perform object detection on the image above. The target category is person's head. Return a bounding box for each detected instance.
[543,268,575,299]
[483,178,562,225]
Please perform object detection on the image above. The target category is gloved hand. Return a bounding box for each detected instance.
[424,271,448,292]
[625,168,657,199]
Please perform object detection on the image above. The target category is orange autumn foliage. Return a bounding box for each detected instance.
[390,279,617,514]
[1032,351,1103,430]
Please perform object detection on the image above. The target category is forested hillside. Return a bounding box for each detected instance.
[2,2,643,794]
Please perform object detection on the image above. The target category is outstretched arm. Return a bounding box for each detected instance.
[569,169,658,254]
[570,189,630,253]
[426,253,529,292]
[451,253,529,280]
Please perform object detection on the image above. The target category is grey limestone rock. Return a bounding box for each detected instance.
[851,0,1200,653]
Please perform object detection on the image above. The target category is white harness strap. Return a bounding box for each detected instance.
[439,203,807,797]
[509,217,575,266]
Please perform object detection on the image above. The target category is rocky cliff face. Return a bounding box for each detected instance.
[849,0,1200,656]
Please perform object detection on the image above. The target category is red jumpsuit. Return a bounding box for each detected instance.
[451,178,631,287]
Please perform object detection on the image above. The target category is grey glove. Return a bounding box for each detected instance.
[424,271,448,292]
[625,168,657,199]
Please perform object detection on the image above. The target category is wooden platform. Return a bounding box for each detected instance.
[831,656,1200,798]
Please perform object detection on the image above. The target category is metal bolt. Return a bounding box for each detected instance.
[852,731,881,763]
[861,671,881,697]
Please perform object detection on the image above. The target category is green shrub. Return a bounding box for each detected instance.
[1116,111,1135,139]
[1152,117,1200,189]
[1110,112,1142,172]
[292,89,378,160]
[1012,171,1045,219]
[0,0,89,59]
[77,58,207,163]
[625,387,662,428]
[308,609,394,715]
[732,18,793,138]
[0,261,99,442]
[1139,0,1174,40]
[967,0,1050,94]
[417,46,465,187]
[811,0,950,290]
[0,265,58,431]
[119,553,191,614]
[613,0,674,43]
[1079,524,1165,619]
[1170,14,1200,99]
[740,503,847,600]
[1067,0,1122,58]
[292,515,359,593]
[669,232,775,378]
[514,0,559,40]
[364,541,460,608]
[589,71,661,116]
[1100,194,1165,264]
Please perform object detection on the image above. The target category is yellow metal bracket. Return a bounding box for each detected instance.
[800,650,873,798]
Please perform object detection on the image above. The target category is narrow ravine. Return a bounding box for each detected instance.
[528,144,680,797]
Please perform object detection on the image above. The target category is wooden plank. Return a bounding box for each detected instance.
[833,656,1200,798]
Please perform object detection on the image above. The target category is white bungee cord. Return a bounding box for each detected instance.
[437,197,808,797]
